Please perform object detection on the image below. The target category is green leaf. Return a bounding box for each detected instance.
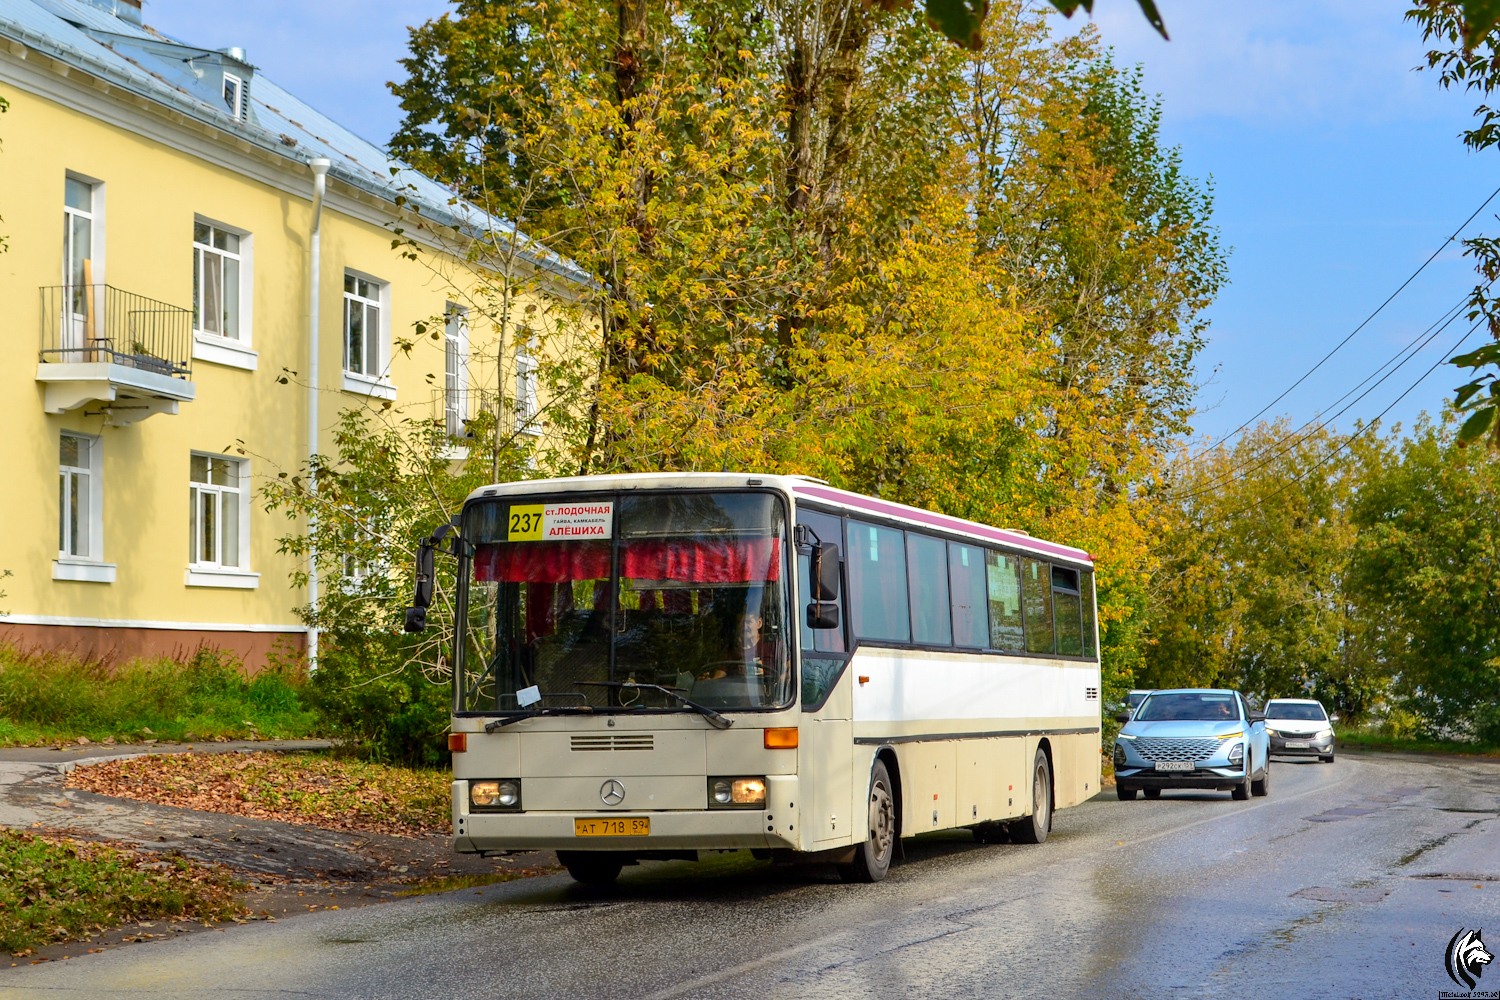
[1461,0,1500,48]
[926,0,987,50]
[1454,380,1486,408]
[1046,0,1169,40]
[1457,404,1496,445]
[1449,344,1500,369]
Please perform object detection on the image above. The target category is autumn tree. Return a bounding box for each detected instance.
[1149,421,1388,719]
[380,0,1222,693]
[1348,414,1500,741]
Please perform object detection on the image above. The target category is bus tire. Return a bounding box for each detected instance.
[839,760,896,883]
[1010,749,1052,845]
[557,851,625,885]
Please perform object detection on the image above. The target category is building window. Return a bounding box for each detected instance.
[343,272,386,379]
[58,433,97,559]
[54,431,114,583]
[193,220,244,341]
[222,73,244,119]
[62,176,99,359]
[445,305,469,438]
[515,338,539,434]
[189,454,246,570]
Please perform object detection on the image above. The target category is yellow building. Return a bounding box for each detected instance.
[0,0,593,667]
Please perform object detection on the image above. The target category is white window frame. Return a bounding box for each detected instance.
[186,452,259,589]
[515,337,540,436]
[62,174,104,361]
[54,431,115,583]
[222,73,244,120]
[191,216,256,370]
[444,304,469,439]
[341,270,395,399]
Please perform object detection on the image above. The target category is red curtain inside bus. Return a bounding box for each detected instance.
[473,538,781,584]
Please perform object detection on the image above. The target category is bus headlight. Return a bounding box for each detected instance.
[708,776,767,809]
[470,779,521,811]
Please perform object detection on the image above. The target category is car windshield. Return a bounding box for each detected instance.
[1136,692,1239,722]
[457,490,791,715]
[1266,702,1327,722]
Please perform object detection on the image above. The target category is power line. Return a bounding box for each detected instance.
[1165,290,1475,505]
[1183,181,1500,459]
[1207,317,1486,524]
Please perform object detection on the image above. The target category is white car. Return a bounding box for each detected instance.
[1264,698,1337,763]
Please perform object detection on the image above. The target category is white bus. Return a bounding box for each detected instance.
[406,473,1102,884]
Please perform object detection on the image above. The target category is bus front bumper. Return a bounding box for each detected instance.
[452,775,804,854]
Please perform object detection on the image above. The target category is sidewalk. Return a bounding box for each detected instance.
[0,739,429,881]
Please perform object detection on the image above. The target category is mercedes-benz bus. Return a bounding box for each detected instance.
[406,473,1101,884]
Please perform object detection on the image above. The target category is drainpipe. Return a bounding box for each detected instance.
[307,157,330,670]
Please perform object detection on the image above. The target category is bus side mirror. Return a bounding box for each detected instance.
[404,533,439,634]
[807,601,840,630]
[812,542,840,601]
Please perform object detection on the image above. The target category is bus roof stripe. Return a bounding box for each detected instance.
[793,485,1092,564]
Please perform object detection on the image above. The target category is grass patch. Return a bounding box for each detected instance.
[0,831,246,955]
[67,752,452,838]
[1336,727,1500,757]
[0,646,319,746]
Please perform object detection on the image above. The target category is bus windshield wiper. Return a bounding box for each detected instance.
[578,681,734,730]
[484,706,593,732]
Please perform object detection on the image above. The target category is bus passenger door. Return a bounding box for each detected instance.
[797,510,854,850]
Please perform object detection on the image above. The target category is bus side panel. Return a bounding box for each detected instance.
[800,717,854,849]
[894,740,957,834]
[955,736,1028,825]
[1053,731,1102,810]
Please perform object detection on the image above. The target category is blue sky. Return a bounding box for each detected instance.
[146,0,1499,449]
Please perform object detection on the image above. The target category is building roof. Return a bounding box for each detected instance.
[0,0,591,286]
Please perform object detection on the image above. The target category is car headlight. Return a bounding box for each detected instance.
[1227,742,1244,765]
[1316,729,1333,741]
[708,776,767,809]
[1265,728,1280,737]
[469,778,522,811]
[1113,744,1127,768]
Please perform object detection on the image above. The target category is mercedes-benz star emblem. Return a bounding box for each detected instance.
[600,779,626,806]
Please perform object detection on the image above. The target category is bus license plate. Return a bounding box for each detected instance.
[1154,761,1193,772]
[574,817,650,837]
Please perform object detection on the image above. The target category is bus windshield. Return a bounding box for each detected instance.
[458,490,791,715]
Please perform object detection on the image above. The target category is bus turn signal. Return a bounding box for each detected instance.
[763,728,799,749]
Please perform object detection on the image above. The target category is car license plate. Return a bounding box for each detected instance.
[1285,741,1309,749]
[574,817,649,837]
[1154,761,1193,772]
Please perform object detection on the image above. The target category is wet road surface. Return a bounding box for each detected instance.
[2,751,1495,999]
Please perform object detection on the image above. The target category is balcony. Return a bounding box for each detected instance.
[36,284,195,426]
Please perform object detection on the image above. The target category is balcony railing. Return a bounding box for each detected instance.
[38,284,192,379]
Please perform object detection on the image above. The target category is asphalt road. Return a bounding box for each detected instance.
[3,751,1496,999]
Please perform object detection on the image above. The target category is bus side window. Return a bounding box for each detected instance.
[796,509,846,655]
[1020,557,1054,655]
[907,533,952,646]
[949,542,988,649]
[985,551,1024,651]
[849,519,910,643]
[1081,568,1098,657]
[1052,565,1083,656]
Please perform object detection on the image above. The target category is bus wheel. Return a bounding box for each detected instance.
[839,760,896,883]
[1010,749,1052,845]
[557,851,624,886]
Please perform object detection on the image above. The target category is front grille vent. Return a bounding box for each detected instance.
[571,734,654,752]
[1134,737,1219,764]
[1085,687,1099,700]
